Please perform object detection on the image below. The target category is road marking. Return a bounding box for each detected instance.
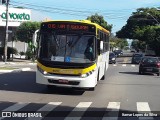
[0,70,13,73]
[102,102,120,120]
[137,102,153,120]
[65,102,92,120]
[131,65,135,67]
[122,64,126,67]
[113,64,117,66]
[28,63,37,65]
[26,102,62,120]
[21,68,31,71]
[0,102,29,120]
[1,102,29,111]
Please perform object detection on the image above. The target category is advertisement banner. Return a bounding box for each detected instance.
[0,5,31,26]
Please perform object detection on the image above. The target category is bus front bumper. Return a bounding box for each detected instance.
[36,70,97,88]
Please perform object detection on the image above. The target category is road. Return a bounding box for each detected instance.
[0,56,160,120]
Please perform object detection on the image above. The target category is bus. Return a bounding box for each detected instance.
[35,20,110,90]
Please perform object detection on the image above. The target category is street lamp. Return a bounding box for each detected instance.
[147,13,160,25]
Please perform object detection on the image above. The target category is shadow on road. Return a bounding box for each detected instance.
[119,72,139,75]
[119,72,158,76]
[0,71,84,95]
[118,62,139,65]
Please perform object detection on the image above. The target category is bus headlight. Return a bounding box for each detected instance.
[112,58,115,60]
[37,66,48,75]
[80,70,95,78]
[43,71,48,75]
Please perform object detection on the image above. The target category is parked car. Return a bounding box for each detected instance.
[113,50,123,57]
[109,52,116,64]
[139,56,160,76]
[131,53,144,64]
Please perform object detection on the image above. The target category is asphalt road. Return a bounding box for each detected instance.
[0,56,160,120]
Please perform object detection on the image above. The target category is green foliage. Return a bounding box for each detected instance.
[110,36,128,50]
[144,26,160,56]
[19,51,25,56]
[116,7,160,56]
[0,47,18,59]
[25,49,32,60]
[131,40,146,52]
[86,13,112,32]
[116,7,160,40]
[16,21,41,43]
[0,47,18,55]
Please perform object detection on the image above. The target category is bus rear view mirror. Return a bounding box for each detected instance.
[100,41,103,51]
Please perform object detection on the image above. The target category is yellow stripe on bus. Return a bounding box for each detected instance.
[37,61,96,75]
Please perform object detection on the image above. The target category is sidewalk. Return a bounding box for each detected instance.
[0,58,36,73]
[0,58,37,65]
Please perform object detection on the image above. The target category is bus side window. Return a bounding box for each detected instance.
[97,38,100,55]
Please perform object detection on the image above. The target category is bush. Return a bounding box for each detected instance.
[0,47,18,59]
[7,47,18,55]
[25,49,32,60]
[19,51,25,56]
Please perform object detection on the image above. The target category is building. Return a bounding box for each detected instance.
[0,5,31,53]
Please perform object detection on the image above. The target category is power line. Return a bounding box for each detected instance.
[11,0,136,15]
[10,3,129,20]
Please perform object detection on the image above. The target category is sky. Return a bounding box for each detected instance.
[10,0,160,33]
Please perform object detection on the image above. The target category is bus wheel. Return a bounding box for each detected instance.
[101,67,106,80]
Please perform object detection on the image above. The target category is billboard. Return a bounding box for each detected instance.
[0,5,31,26]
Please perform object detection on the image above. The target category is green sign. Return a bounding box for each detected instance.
[1,12,30,21]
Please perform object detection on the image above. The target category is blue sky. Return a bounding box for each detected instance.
[11,0,160,33]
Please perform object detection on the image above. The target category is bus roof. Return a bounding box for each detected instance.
[42,20,110,34]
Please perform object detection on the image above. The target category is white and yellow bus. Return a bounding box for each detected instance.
[35,20,110,90]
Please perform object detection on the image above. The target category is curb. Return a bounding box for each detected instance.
[0,62,37,65]
[0,67,32,73]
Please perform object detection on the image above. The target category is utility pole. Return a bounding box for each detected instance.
[3,0,9,62]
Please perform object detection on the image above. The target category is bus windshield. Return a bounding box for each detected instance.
[38,33,96,63]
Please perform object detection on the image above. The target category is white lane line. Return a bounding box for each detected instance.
[137,102,151,111]
[137,102,153,120]
[1,102,29,111]
[26,102,62,120]
[122,64,126,67]
[64,102,92,120]
[102,102,120,120]
[0,102,29,120]
[0,70,13,73]
[131,65,135,67]
[113,64,117,66]
[21,68,31,71]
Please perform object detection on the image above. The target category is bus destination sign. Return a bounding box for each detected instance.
[41,23,95,32]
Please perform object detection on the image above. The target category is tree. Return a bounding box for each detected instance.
[16,21,41,60]
[86,13,112,32]
[16,21,41,43]
[117,8,160,39]
[131,40,146,52]
[110,36,128,51]
[143,26,160,56]
[116,7,160,56]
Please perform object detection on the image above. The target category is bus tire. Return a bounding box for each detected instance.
[101,66,106,80]
[97,70,99,81]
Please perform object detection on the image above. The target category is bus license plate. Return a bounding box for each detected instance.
[58,79,69,84]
